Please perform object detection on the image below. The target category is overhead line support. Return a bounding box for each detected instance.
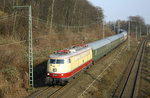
[13,5,34,89]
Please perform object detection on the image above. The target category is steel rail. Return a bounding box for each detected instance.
[119,39,146,98]
[131,40,146,97]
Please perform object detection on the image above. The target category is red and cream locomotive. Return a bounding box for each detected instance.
[45,43,93,85]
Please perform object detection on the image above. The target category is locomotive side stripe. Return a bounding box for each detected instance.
[47,59,92,78]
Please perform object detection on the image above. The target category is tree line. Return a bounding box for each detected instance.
[108,15,150,37]
[0,0,104,39]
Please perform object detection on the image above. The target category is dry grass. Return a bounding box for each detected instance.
[0,25,113,97]
[139,41,150,97]
[0,10,7,17]
[0,65,28,98]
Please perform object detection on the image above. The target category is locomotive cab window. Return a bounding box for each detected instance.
[56,59,64,64]
[50,59,55,64]
[68,59,71,63]
[50,59,64,64]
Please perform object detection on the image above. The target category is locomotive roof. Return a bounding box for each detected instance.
[49,46,91,59]
[87,31,127,50]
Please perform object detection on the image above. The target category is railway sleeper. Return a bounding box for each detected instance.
[45,77,69,86]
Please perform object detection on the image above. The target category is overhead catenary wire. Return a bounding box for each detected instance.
[0,13,101,47]
[1,13,99,28]
[10,13,100,28]
[0,34,50,47]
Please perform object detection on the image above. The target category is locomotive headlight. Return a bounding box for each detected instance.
[47,73,50,76]
[53,68,57,72]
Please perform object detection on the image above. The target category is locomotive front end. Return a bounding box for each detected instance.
[46,52,71,85]
[45,43,92,86]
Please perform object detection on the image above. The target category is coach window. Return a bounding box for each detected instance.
[95,50,97,55]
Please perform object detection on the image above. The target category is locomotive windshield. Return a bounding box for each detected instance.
[50,59,64,64]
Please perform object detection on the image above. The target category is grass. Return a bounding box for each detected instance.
[0,12,116,97]
[139,41,150,97]
[0,25,113,97]
[0,10,7,17]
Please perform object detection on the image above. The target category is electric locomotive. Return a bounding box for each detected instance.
[46,43,93,85]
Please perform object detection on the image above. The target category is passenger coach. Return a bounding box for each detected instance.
[87,31,127,63]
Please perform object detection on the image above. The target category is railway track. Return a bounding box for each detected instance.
[27,85,66,98]
[113,39,147,98]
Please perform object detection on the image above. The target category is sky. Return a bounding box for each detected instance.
[88,0,150,24]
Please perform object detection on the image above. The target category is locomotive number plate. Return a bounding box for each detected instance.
[52,74,58,76]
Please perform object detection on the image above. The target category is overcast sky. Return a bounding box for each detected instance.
[88,0,150,24]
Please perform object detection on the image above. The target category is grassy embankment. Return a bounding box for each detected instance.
[139,41,150,97]
[0,16,112,98]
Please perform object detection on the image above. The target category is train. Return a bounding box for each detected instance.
[45,31,127,86]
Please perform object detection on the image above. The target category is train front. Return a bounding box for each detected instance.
[45,50,71,85]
